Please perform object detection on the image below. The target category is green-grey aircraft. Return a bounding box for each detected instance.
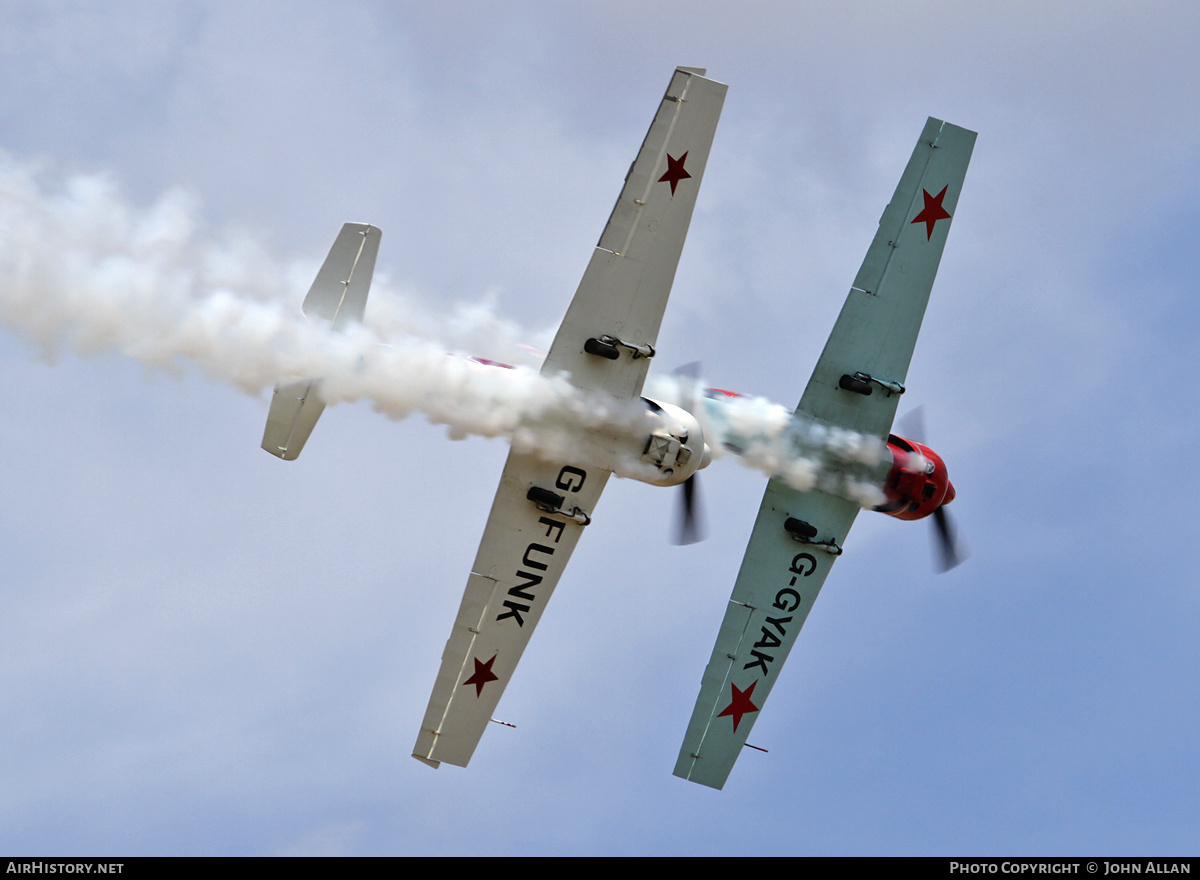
[674,116,974,789]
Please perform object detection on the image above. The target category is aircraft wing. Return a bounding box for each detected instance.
[414,68,725,769]
[795,118,976,435]
[413,452,610,768]
[541,67,727,397]
[675,118,975,789]
[674,485,859,789]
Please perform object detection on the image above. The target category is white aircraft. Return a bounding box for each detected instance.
[260,67,974,789]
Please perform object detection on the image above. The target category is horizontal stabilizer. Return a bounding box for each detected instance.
[260,223,380,460]
[261,379,325,461]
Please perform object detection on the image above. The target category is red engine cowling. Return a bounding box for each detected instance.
[876,434,956,521]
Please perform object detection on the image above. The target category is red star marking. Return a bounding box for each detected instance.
[658,151,692,196]
[910,185,952,240]
[717,680,760,732]
[462,654,499,697]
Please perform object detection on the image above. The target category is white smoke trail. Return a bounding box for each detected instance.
[646,376,889,507]
[0,156,673,480]
[0,157,541,376]
[0,155,888,505]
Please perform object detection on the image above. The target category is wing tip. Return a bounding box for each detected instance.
[926,115,979,141]
[412,753,441,770]
[673,748,732,791]
[672,765,727,791]
[260,441,297,461]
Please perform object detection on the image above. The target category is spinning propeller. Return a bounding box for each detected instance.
[897,407,966,572]
[672,362,705,545]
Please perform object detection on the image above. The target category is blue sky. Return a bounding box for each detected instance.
[1,1,1198,856]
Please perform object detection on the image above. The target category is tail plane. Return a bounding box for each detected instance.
[261,222,380,460]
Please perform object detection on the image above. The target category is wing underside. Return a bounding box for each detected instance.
[413,452,610,768]
[674,486,859,789]
[414,68,725,769]
[796,119,976,436]
[541,68,727,399]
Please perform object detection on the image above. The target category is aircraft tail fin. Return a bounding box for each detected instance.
[261,223,381,460]
[301,222,380,329]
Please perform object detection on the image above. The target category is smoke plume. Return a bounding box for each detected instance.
[0,156,886,505]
